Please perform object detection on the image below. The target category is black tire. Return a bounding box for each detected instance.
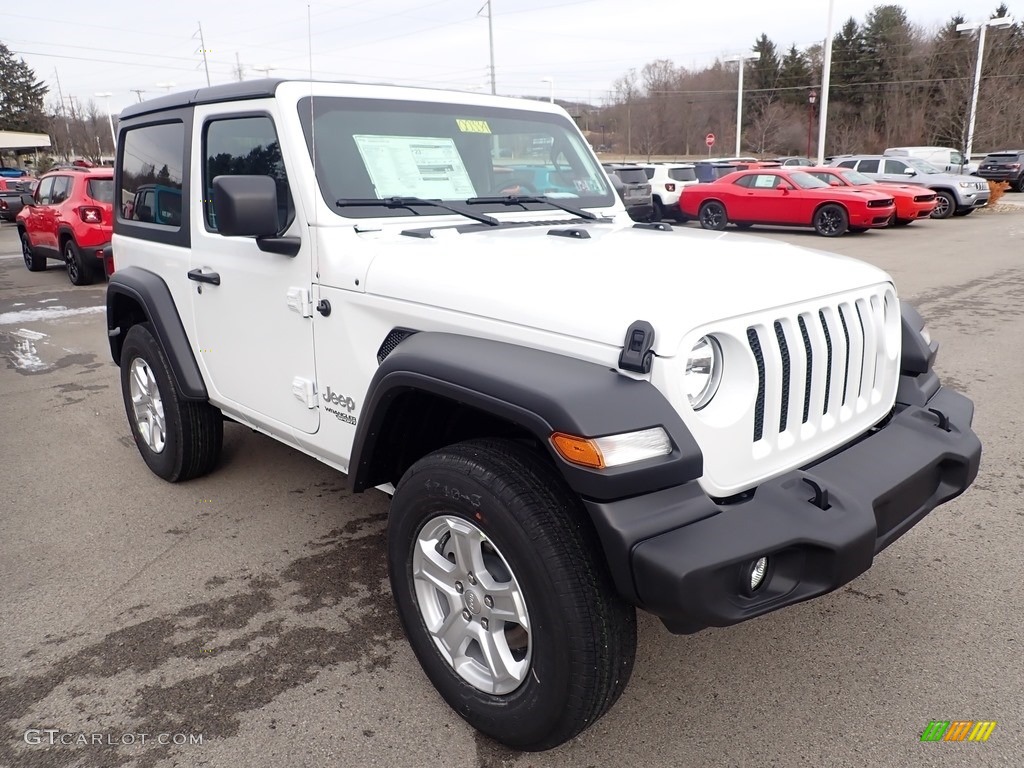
[119,322,223,482]
[63,238,94,286]
[1011,177,1023,192]
[734,222,753,230]
[930,190,955,219]
[698,200,727,230]
[953,208,974,217]
[813,203,849,237]
[21,230,46,272]
[651,197,664,221]
[388,438,637,751]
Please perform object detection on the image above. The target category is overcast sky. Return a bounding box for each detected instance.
[4,0,1002,115]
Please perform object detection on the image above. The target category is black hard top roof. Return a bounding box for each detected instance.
[119,79,285,120]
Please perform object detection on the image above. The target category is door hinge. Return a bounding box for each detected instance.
[286,287,313,318]
[292,377,318,408]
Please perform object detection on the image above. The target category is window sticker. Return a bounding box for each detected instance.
[455,118,492,134]
[353,135,477,199]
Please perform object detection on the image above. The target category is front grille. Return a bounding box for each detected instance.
[746,294,889,444]
[867,198,894,208]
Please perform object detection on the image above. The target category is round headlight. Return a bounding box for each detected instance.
[684,335,722,410]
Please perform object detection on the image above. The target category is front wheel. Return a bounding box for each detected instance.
[22,231,46,272]
[931,191,955,219]
[813,203,849,237]
[698,200,728,230]
[388,438,637,750]
[119,322,223,482]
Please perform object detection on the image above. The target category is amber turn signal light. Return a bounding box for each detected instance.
[550,433,605,469]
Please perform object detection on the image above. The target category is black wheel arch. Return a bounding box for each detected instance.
[349,332,703,503]
[106,265,207,401]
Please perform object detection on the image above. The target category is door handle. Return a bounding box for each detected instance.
[187,268,221,285]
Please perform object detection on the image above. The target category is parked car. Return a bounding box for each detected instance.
[679,167,895,237]
[16,166,114,284]
[829,155,989,218]
[976,150,1024,191]
[0,176,37,222]
[800,166,937,225]
[602,163,653,221]
[883,146,978,175]
[772,156,813,167]
[638,163,697,220]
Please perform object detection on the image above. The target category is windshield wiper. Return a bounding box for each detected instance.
[464,194,598,220]
[335,196,499,226]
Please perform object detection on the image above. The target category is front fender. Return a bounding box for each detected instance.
[350,332,702,501]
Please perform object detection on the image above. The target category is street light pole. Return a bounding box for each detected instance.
[806,89,817,159]
[94,92,116,153]
[816,0,836,166]
[724,52,759,157]
[541,77,554,103]
[957,15,1014,160]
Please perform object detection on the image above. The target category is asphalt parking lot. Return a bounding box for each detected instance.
[2,210,1023,768]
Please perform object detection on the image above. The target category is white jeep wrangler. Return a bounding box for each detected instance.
[106,80,981,751]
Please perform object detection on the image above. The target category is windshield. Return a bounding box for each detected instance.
[838,169,873,186]
[906,157,941,174]
[669,167,696,182]
[789,171,829,189]
[984,154,1020,164]
[298,97,614,218]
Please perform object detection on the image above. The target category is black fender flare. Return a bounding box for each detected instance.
[349,332,703,501]
[106,266,207,401]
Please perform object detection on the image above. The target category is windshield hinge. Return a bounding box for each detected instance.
[619,320,656,374]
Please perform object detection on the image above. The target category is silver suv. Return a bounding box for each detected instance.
[829,155,989,218]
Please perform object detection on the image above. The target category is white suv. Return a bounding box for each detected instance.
[106,79,980,751]
[638,162,698,220]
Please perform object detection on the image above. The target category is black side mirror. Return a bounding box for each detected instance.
[212,175,280,237]
[212,175,299,256]
[21,193,35,206]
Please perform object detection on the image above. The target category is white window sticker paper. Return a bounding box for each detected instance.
[354,135,477,199]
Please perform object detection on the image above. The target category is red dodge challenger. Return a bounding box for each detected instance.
[798,166,938,225]
[679,168,896,237]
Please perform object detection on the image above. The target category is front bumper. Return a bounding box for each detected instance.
[957,192,989,208]
[584,383,980,634]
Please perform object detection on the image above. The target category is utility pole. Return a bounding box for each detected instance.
[478,0,496,94]
[234,52,245,82]
[957,15,1014,160]
[131,89,147,103]
[196,22,212,86]
[816,0,836,166]
[53,68,74,159]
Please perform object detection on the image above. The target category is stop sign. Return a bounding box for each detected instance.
[705,133,716,148]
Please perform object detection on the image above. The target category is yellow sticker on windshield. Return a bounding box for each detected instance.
[456,119,492,134]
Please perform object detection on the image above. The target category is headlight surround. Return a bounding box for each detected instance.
[958,181,975,188]
[684,335,723,410]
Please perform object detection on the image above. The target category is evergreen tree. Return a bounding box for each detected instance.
[0,42,49,133]
[780,44,811,105]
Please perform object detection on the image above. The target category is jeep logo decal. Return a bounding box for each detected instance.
[322,386,356,412]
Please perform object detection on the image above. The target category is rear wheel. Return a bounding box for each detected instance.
[930,191,955,219]
[698,201,727,231]
[63,238,94,286]
[119,322,223,482]
[21,231,46,272]
[651,197,664,222]
[388,438,637,750]
[813,204,849,237]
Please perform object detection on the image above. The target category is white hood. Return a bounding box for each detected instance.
[361,220,892,357]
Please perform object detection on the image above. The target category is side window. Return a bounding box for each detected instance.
[732,174,753,188]
[883,159,907,174]
[51,176,72,204]
[751,174,780,189]
[950,151,964,165]
[36,177,55,205]
[837,160,857,169]
[858,159,880,173]
[120,122,185,227]
[203,116,292,232]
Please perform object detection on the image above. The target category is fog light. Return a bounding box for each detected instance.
[749,556,768,592]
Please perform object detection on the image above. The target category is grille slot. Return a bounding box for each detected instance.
[819,310,832,415]
[376,328,417,363]
[748,327,766,442]
[773,321,791,433]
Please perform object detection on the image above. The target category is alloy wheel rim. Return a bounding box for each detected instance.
[65,245,79,282]
[701,206,722,228]
[819,209,840,234]
[412,515,532,695]
[22,236,32,267]
[129,357,166,453]
[934,197,950,217]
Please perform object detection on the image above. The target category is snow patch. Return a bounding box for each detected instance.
[0,305,104,325]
